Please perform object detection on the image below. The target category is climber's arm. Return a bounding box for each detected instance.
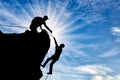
[43,23,52,33]
[53,37,58,47]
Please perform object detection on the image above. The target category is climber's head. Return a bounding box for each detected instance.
[43,15,48,21]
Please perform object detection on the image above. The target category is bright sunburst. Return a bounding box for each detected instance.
[0,0,120,80]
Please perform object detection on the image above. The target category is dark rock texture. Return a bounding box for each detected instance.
[0,29,50,80]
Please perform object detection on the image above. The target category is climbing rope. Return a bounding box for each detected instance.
[0,23,27,28]
[45,74,49,80]
[0,23,55,38]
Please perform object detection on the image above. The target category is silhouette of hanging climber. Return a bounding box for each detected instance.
[41,37,65,75]
[30,15,52,33]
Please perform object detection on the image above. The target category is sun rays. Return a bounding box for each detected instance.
[1,0,120,80]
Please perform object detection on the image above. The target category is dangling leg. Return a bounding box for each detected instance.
[41,57,52,68]
[47,60,56,75]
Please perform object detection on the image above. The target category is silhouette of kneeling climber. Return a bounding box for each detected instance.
[30,15,52,33]
[41,37,65,75]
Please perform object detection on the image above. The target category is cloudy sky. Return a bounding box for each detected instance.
[0,0,120,80]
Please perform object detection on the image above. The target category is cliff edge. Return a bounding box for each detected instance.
[0,29,50,80]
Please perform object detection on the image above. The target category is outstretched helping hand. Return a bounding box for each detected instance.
[50,29,52,33]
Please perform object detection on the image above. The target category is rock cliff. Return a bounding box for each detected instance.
[0,29,50,80]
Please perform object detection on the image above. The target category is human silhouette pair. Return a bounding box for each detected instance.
[30,15,65,76]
